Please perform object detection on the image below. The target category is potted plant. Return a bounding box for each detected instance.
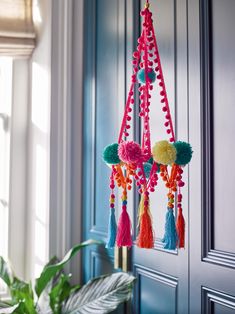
[0,240,135,313]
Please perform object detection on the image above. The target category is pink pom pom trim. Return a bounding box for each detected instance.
[118,141,142,164]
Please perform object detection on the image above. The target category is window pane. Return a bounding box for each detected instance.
[0,57,12,295]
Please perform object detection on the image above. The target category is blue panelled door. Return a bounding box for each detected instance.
[82,0,235,313]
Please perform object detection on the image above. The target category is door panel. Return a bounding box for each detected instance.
[134,266,178,314]
[90,251,114,277]
[82,0,235,313]
[189,0,235,312]
[202,287,235,314]
[201,0,235,271]
[211,0,235,253]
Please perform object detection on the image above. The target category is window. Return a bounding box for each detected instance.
[30,60,50,278]
[0,0,37,294]
[0,57,12,294]
[0,57,51,296]
[0,1,54,299]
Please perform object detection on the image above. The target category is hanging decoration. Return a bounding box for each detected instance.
[103,0,192,250]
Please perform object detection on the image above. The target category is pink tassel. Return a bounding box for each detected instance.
[116,208,132,248]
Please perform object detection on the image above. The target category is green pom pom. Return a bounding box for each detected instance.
[143,163,152,178]
[137,68,156,84]
[147,157,154,164]
[103,143,120,164]
[156,163,161,173]
[173,141,193,165]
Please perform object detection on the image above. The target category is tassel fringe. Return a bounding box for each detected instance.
[176,207,185,248]
[137,194,152,226]
[106,208,117,248]
[137,193,154,249]
[116,208,132,247]
[137,209,154,248]
[162,208,177,250]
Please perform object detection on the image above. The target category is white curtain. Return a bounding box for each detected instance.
[0,0,35,56]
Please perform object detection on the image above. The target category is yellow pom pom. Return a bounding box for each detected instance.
[152,140,176,165]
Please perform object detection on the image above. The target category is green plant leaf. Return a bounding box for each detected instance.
[0,256,13,287]
[45,256,60,268]
[49,273,81,314]
[10,278,36,314]
[64,283,81,299]
[37,256,60,313]
[62,272,135,314]
[35,239,100,297]
[0,301,19,313]
[49,273,71,314]
[37,255,79,314]
[37,276,80,314]
[12,302,30,314]
[36,286,53,314]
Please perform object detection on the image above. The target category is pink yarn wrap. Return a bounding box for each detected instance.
[118,141,142,164]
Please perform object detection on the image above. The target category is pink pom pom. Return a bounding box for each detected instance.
[118,141,142,164]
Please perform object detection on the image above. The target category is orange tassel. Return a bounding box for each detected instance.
[176,207,185,248]
[137,210,154,249]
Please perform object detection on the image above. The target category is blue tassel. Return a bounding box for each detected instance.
[162,208,177,250]
[106,208,117,248]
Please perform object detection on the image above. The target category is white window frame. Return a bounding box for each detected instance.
[49,0,83,284]
[0,0,52,286]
